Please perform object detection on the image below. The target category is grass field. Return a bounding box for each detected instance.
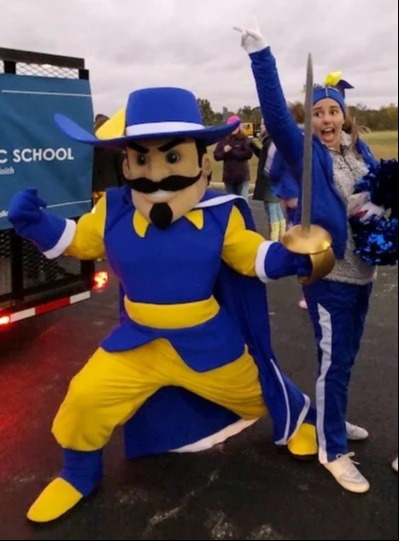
[363,131,398,160]
[210,131,398,184]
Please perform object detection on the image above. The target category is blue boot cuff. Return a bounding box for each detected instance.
[60,449,103,497]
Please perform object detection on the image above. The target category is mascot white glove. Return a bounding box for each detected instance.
[233,20,268,54]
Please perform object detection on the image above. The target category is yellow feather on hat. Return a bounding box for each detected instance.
[95,108,126,139]
[324,71,343,87]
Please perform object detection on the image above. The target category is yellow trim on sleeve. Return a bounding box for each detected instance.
[65,195,107,260]
[222,206,265,277]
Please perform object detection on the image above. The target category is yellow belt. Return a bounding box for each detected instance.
[124,295,220,329]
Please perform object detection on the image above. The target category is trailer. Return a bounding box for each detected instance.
[0,47,103,330]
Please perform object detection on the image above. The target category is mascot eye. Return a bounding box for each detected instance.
[165,151,180,164]
[136,154,147,166]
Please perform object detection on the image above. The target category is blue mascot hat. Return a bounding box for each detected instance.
[55,87,240,148]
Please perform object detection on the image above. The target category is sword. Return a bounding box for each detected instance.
[282,53,335,284]
[301,53,313,231]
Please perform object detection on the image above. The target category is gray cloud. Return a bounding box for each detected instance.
[2,0,398,115]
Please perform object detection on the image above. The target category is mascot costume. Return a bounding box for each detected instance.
[9,87,331,523]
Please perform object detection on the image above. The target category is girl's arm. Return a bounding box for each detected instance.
[236,27,304,172]
[250,48,303,171]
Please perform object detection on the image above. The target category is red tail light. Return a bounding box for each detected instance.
[0,315,11,327]
[93,271,109,290]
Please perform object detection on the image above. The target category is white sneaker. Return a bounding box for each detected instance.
[392,457,398,472]
[323,452,370,493]
[298,298,308,310]
[346,421,369,441]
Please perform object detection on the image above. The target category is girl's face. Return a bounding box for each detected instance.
[312,98,345,151]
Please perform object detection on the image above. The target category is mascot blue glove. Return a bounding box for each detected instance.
[264,242,312,280]
[8,188,72,257]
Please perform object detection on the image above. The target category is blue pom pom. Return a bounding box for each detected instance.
[355,159,398,215]
[351,159,398,266]
[351,215,398,266]
[354,176,371,195]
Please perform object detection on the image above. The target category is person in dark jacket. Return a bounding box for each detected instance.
[251,118,286,240]
[237,24,380,494]
[214,115,253,201]
[92,114,125,202]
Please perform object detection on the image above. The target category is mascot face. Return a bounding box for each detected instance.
[123,137,212,229]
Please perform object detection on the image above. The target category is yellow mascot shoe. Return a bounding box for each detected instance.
[27,477,84,523]
[287,422,318,460]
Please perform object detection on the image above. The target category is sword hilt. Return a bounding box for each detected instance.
[282,224,335,284]
[282,54,335,285]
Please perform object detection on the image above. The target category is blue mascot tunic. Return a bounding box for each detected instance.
[98,187,313,456]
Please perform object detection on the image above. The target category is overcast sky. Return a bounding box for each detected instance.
[2,0,398,117]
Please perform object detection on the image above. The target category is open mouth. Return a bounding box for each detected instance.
[321,127,335,138]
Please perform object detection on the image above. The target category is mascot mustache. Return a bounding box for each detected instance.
[127,171,202,193]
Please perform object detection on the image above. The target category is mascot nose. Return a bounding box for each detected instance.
[146,159,167,183]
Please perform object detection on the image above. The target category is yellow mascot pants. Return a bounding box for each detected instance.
[53,338,267,450]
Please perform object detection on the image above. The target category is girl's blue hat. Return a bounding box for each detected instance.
[312,71,354,113]
[313,86,346,112]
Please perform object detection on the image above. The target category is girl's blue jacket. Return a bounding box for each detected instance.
[250,47,377,258]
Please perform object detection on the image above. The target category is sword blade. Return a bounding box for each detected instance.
[301,53,313,231]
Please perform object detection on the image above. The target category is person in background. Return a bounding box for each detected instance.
[92,114,125,203]
[277,102,305,230]
[237,24,380,494]
[214,115,253,201]
[251,119,286,240]
[269,102,308,309]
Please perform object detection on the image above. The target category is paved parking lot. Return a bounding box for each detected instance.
[0,201,397,540]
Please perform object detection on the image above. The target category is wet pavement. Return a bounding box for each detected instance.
[0,201,397,540]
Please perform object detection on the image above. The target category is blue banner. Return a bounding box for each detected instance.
[0,74,94,230]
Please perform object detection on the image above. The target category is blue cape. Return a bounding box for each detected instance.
[123,192,313,458]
